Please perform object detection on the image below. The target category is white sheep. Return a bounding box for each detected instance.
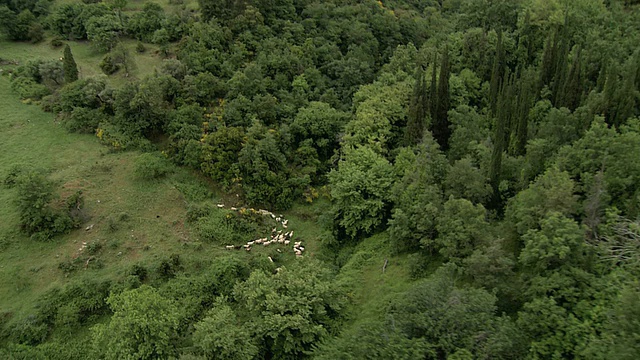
[247,241,255,246]
[217,204,225,208]
[231,207,237,211]
[255,239,264,244]
[245,246,251,252]
[268,256,274,262]
[283,219,288,226]
[225,245,234,250]
[284,240,290,245]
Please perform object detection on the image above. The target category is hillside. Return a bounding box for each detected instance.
[1,0,640,359]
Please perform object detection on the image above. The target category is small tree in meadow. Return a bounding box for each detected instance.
[63,44,78,83]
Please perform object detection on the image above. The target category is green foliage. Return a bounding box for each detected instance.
[387,266,525,359]
[506,166,578,236]
[388,136,448,252]
[200,125,244,185]
[329,146,395,239]
[126,2,165,42]
[434,197,489,260]
[63,107,106,133]
[192,301,258,360]
[133,153,174,180]
[12,169,82,239]
[62,45,78,83]
[86,14,123,52]
[91,285,181,360]
[232,259,347,359]
[234,122,298,209]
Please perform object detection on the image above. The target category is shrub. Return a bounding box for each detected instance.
[10,315,48,345]
[63,107,105,133]
[10,77,50,100]
[135,41,146,53]
[50,38,64,48]
[134,153,174,180]
[99,53,120,75]
[13,170,84,239]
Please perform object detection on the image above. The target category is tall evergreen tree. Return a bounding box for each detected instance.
[560,46,583,111]
[538,31,558,93]
[63,44,79,83]
[490,30,505,117]
[513,68,535,156]
[489,71,514,208]
[405,66,428,146]
[432,47,451,151]
[551,26,570,106]
[429,53,438,123]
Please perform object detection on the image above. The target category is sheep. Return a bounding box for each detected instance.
[271,214,276,219]
[217,204,225,208]
[268,256,274,262]
[245,246,251,252]
[294,241,302,247]
[243,244,251,248]
[275,217,281,222]
[225,245,235,250]
[283,224,288,229]
[299,246,305,252]
[282,219,288,226]
[272,228,277,233]
[247,241,255,246]
[230,207,237,211]
[284,240,290,246]
[255,239,264,244]
[289,231,294,239]
[263,241,271,246]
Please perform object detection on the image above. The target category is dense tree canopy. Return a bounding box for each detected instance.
[3,0,640,358]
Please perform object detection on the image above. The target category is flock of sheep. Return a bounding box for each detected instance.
[218,204,305,258]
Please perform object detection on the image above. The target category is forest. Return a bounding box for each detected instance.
[0,0,639,358]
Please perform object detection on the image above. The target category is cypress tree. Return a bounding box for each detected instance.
[490,30,505,117]
[538,31,558,92]
[513,68,535,156]
[429,53,438,123]
[551,26,570,106]
[432,47,451,151]
[405,66,428,146]
[489,70,515,208]
[63,44,79,83]
[560,46,583,111]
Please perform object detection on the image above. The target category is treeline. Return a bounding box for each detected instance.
[2,0,640,359]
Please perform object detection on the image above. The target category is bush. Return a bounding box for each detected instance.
[135,41,146,53]
[10,315,48,345]
[63,107,105,133]
[10,77,50,100]
[50,38,64,48]
[99,53,120,75]
[13,170,84,238]
[134,153,174,180]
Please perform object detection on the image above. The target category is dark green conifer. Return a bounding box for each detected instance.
[560,46,583,111]
[490,30,505,117]
[405,66,428,146]
[432,47,451,151]
[429,53,438,123]
[63,44,79,83]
